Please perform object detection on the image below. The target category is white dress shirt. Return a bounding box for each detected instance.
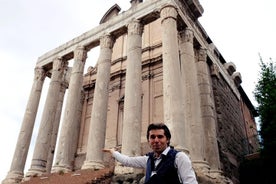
[112,147,198,184]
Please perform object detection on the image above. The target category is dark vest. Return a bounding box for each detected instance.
[144,148,182,184]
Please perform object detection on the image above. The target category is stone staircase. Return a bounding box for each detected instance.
[21,168,114,184]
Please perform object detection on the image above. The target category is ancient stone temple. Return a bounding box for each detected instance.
[2,0,259,184]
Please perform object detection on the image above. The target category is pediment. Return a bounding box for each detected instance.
[100,4,121,24]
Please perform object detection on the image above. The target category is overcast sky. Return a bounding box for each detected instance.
[0,0,275,181]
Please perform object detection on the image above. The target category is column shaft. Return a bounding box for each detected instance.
[27,58,65,176]
[116,20,143,174]
[122,20,143,156]
[179,29,208,171]
[53,46,87,172]
[2,67,46,184]
[196,48,221,174]
[82,34,114,170]
[160,5,185,150]
[46,82,67,173]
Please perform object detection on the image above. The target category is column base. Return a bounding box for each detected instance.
[209,169,223,179]
[202,169,233,184]
[192,164,234,184]
[81,160,105,170]
[51,164,72,173]
[174,146,190,155]
[192,160,210,174]
[25,168,45,178]
[2,171,23,184]
[112,173,145,184]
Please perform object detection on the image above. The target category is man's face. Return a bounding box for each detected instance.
[148,129,169,156]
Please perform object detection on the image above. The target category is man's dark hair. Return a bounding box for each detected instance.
[147,123,171,145]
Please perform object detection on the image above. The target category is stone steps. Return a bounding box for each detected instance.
[21,168,113,184]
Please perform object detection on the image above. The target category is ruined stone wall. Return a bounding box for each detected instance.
[212,73,248,183]
[240,98,259,153]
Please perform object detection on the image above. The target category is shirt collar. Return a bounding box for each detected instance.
[153,146,171,159]
[162,146,171,156]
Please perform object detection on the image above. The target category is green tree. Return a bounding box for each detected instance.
[253,56,276,183]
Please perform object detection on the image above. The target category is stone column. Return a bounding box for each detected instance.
[53,46,87,172]
[82,34,114,170]
[160,5,185,151]
[115,19,143,174]
[2,67,46,184]
[46,80,68,173]
[179,29,208,172]
[26,58,66,176]
[196,48,222,176]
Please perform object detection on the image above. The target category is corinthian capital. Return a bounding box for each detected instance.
[197,48,207,62]
[160,4,178,22]
[74,46,87,61]
[34,66,46,81]
[181,28,194,43]
[127,20,143,36]
[52,57,63,71]
[100,34,114,49]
